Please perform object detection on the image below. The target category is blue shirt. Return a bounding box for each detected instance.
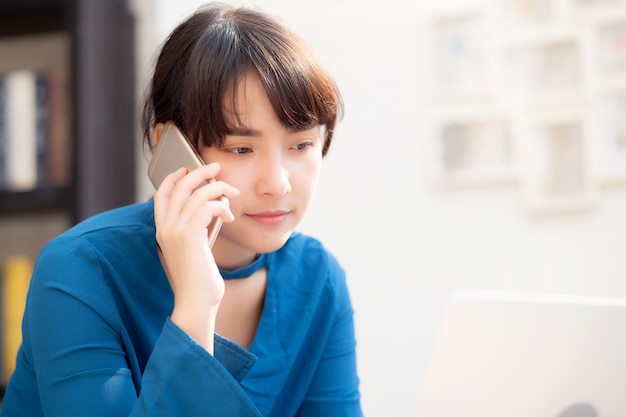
[1,201,362,416]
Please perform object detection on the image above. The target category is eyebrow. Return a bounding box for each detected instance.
[227,125,318,136]
[227,127,262,137]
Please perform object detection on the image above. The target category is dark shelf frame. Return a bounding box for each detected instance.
[0,187,72,213]
[0,0,137,223]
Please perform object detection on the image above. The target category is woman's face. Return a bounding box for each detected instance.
[200,72,323,269]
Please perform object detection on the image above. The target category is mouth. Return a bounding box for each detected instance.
[246,210,290,226]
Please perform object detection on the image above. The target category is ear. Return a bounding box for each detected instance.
[154,123,166,145]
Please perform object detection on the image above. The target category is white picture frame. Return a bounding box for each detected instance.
[562,0,626,21]
[497,0,555,29]
[593,16,626,82]
[427,10,495,102]
[503,32,586,103]
[519,108,596,214]
[593,88,626,183]
[430,107,519,188]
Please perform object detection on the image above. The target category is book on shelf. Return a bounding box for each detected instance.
[36,73,48,188]
[0,77,5,188]
[4,70,37,192]
[45,69,71,189]
[1,255,33,385]
[0,68,71,194]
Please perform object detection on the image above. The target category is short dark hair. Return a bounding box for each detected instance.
[141,2,343,156]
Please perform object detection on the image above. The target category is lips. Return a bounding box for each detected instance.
[246,210,290,225]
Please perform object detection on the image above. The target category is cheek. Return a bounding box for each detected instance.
[292,157,322,193]
[200,149,239,184]
[205,150,323,196]
[214,169,245,192]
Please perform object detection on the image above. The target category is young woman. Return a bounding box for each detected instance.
[0,3,362,417]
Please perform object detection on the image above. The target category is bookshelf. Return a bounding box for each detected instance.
[0,0,137,394]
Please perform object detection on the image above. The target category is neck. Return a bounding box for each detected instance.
[211,235,258,271]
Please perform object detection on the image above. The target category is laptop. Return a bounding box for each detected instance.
[412,289,626,417]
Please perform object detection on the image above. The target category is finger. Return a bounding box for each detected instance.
[166,163,224,216]
[178,181,239,224]
[159,199,232,247]
[171,163,222,195]
[190,180,239,206]
[154,167,187,225]
[186,199,236,232]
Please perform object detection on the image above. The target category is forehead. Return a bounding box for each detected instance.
[222,72,277,126]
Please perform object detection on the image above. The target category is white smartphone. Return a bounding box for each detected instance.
[147,121,223,248]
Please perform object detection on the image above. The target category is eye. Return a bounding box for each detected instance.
[291,142,314,151]
[225,146,252,155]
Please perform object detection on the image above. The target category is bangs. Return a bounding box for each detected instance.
[143,5,343,156]
[192,12,343,155]
[245,23,342,134]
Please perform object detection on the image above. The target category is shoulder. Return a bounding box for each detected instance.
[64,200,155,239]
[30,200,160,308]
[35,200,157,278]
[49,200,155,252]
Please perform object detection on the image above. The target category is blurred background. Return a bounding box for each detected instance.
[2,0,626,415]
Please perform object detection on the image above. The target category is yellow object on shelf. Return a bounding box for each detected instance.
[2,256,33,385]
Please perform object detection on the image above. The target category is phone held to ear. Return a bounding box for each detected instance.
[147,121,223,248]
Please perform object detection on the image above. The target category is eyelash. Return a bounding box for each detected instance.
[291,142,314,151]
[223,142,314,154]
[225,147,252,155]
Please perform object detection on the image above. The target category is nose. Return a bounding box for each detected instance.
[255,152,291,197]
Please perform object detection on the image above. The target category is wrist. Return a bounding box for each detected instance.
[171,301,219,354]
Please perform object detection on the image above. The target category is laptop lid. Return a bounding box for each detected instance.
[412,289,626,417]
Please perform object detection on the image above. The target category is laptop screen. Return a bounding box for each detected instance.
[412,289,626,417]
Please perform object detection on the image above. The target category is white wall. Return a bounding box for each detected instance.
[135,1,626,416]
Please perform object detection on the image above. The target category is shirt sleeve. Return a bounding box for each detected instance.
[297,266,363,417]
[18,236,262,417]
[133,321,261,417]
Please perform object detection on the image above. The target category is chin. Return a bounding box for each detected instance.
[219,223,294,255]
[250,231,293,254]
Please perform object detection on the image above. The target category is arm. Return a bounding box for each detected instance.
[22,237,260,417]
[153,164,239,355]
[134,320,260,416]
